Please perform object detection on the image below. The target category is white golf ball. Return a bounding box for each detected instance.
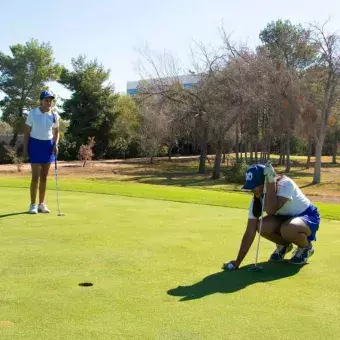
[227,263,235,270]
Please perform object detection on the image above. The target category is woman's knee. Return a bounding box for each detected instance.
[40,164,51,181]
[280,225,294,240]
[40,173,48,182]
[281,219,311,240]
[257,216,281,235]
[31,173,39,182]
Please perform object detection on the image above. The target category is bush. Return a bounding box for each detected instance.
[290,136,308,155]
[225,159,249,184]
[158,145,168,157]
[0,142,12,164]
[3,145,24,171]
[58,136,77,161]
[78,136,95,167]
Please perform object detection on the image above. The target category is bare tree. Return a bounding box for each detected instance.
[306,22,340,183]
[138,95,168,163]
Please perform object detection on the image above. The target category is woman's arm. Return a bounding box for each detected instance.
[53,127,59,154]
[53,127,59,145]
[265,181,289,215]
[23,124,31,158]
[232,218,258,268]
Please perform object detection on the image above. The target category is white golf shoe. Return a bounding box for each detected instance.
[28,203,38,214]
[38,203,51,213]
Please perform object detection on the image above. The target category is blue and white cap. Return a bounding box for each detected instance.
[242,164,265,190]
[40,90,55,100]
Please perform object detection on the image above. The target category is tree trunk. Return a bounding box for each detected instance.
[244,143,248,163]
[254,141,258,163]
[198,139,207,174]
[199,147,207,174]
[212,140,222,179]
[285,132,291,173]
[235,120,240,161]
[267,137,271,161]
[332,138,337,164]
[278,135,285,165]
[10,132,18,147]
[313,136,324,184]
[306,137,312,169]
[168,143,174,161]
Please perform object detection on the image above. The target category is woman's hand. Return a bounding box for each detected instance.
[263,161,275,183]
[53,143,58,156]
[222,260,240,271]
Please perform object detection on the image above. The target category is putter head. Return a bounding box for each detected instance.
[58,212,65,216]
[248,265,263,272]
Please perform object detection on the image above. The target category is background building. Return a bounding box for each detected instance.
[127,74,199,96]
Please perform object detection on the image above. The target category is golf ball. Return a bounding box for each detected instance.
[227,263,235,270]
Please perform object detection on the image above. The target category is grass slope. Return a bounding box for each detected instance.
[0,176,339,220]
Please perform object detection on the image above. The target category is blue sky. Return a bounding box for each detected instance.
[1,0,339,100]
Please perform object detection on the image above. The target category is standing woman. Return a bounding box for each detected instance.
[24,90,60,214]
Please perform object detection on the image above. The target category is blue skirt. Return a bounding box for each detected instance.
[28,137,55,164]
[277,205,320,241]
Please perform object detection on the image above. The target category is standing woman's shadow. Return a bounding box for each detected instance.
[167,261,304,301]
[0,212,28,219]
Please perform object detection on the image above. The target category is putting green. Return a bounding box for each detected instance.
[0,187,339,340]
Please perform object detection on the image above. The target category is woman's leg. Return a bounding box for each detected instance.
[258,215,294,261]
[280,218,312,248]
[280,218,314,264]
[258,215,289,245]
[39,163,52,204]
[30,163,41,204]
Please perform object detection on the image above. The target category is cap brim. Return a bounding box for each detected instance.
[242,182,256,190]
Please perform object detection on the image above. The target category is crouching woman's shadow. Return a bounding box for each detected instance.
[167,261,304,301]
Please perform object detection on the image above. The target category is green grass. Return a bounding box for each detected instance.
[0,185,340,339]
[1,176,339,220]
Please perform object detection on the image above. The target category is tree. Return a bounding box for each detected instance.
[58,56,118,158]
[109,94,140,158]
[138,94,168,163]
[137,46,211,173]
[259,19,317,70]
[0,39,61,145]
[305,23,340,183]
[259,19,317,172]
[0,121,13,134]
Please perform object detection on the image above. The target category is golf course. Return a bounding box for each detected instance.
[0,156,339,339]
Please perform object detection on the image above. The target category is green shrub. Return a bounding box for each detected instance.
[225,159,249,184]
[158,145,168,157]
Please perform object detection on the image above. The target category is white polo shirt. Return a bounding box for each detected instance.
[248,176,311,219]
[25,108,60,140]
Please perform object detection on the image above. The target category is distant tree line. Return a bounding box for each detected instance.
[1,19,340,183]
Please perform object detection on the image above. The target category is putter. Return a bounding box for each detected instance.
[248,177,268,272]
[54,157,65,216]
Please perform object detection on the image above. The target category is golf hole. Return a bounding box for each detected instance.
[78,282,93,287]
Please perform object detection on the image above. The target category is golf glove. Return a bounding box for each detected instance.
[263,161,275,183]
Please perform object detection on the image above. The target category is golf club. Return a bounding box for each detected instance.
[54,157,65,217]
[248,176,268,272]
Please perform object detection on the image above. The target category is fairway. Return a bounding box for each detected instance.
[0,187,340,340]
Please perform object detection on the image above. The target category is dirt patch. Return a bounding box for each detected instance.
[0,321,14,328]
